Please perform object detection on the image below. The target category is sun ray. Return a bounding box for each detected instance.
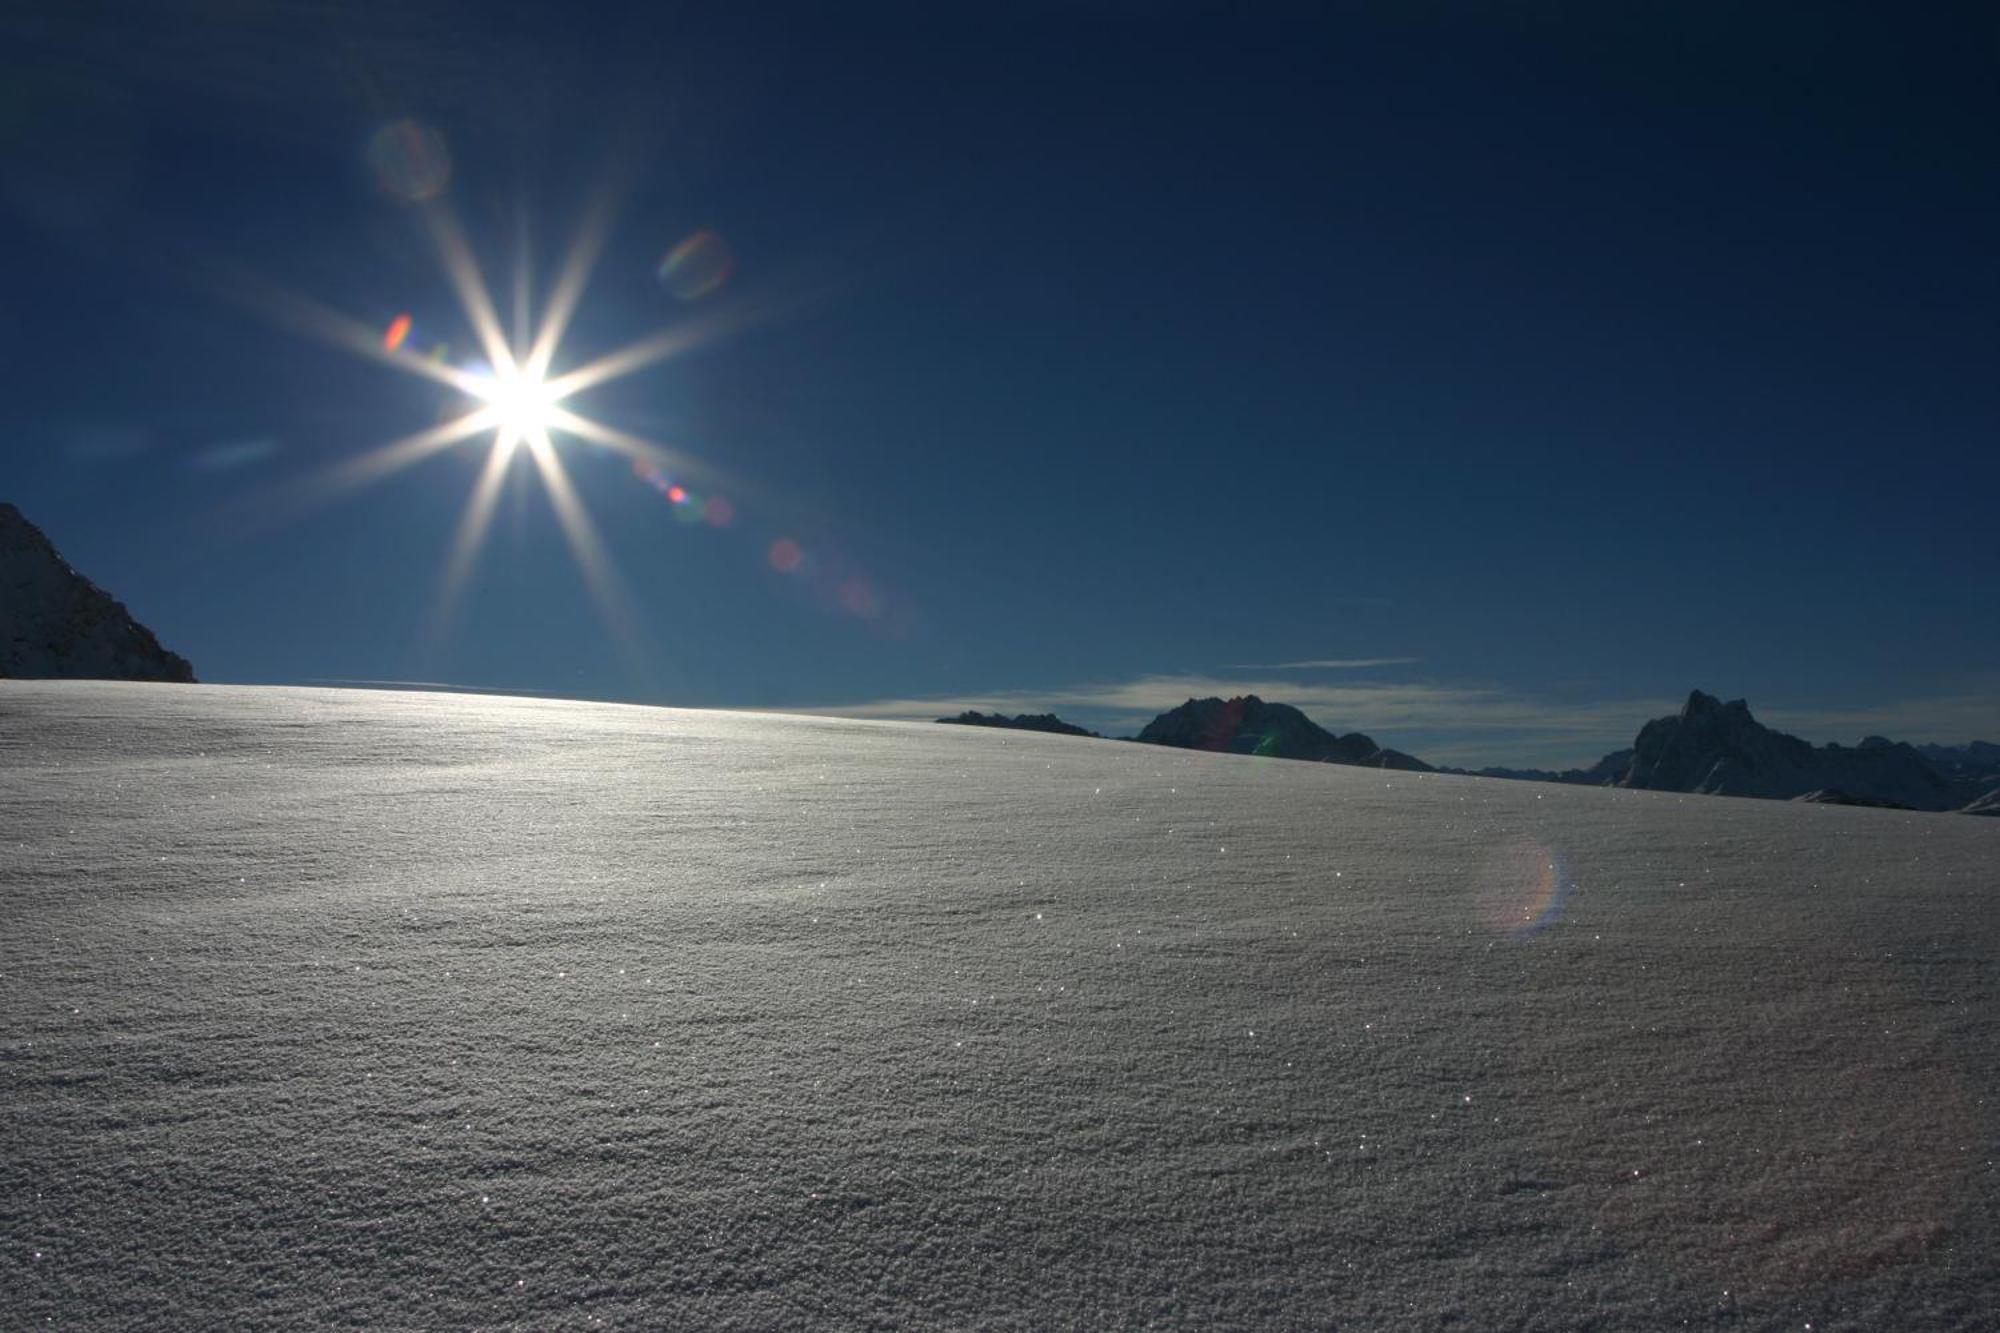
[213,262,487,397]
[309,408,497,501]
[423,204,515,372]
[511,204,533,363]
[434,439,519,635]
[525,185,619,380]
[540,295,770,401]
[523,429,640,648]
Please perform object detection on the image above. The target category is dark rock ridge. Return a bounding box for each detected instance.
[1134,695,1431,771]
[937,710,1098,738]
[1621,691,1963,810]
[1,503,194,682]
[1915,741,2000,792]
[1446,691,1995,814]
[1468,750,1633,786]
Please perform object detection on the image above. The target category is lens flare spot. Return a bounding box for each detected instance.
[1476,840,1570,938]
[702,495,734,528]
[366,120,452,202]
[838,577,881,619]
[665,484,686,504]
[382,313,412,352]
[768,537,803,573]
[657,229,733,301]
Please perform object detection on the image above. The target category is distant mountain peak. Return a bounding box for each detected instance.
[0,503,195,683]
[936,710,1098,738]
[1623,690,1971,811]
[1135,695,1430,771]
[1679,689,1752,722]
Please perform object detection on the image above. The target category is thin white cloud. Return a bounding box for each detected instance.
[1762,691,2000,747]
[797,674,1685,768]
[1226,657,1421,671]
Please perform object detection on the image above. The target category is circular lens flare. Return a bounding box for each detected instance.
[1476,840,1570,938]
[657,229,733,300]
[366,120,451,202]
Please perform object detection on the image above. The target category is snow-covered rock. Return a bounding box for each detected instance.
[1792,788,1916,810]
[1961,788,2000,816]
[0,503,194,681]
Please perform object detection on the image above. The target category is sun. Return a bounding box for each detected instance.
[470,358,566,453]
[246,191,758,662]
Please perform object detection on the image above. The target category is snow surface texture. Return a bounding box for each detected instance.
[3,683,1996,1330]
[0,505,194,682]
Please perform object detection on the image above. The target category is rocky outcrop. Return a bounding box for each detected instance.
[1620,691,1963,811]
[936,710,1098,738]
[1135,695,1431,771]
[1,503,195,682]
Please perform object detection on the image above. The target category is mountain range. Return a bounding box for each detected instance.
[1460,690,1998,814]
[1,503,194,683]
[3,504,1993,813]
[1047,689,1998,815]
[937,710,1100,737]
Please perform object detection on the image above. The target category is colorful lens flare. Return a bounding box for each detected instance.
[657,229,733,301]
[768,538,803,572]
[1476,840,1570,938]
[366,120,451,202]
[383,313,412,352]
[837,577,881,619]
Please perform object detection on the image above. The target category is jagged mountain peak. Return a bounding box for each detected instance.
[1623,690,1965,810]
[1678,689,1754,723]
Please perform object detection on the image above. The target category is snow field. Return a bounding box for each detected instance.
[2,683,1995,1329]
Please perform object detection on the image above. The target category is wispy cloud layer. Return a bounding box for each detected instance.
[799,674,1685,768]
[1763,688,2000,747]
[1226,657,1422,671]
[806,673,2000,768]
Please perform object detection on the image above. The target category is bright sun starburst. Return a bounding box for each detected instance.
[469,358,566,455]
[243,189,757,656]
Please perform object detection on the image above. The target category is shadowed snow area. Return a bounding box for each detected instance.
[3,682,1996,1329]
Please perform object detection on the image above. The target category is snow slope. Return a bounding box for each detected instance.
[2,682,1995,1330]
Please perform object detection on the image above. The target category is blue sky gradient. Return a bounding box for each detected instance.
[4,2,1995,765]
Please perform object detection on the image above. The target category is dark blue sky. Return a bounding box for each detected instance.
[4,1,1996,764]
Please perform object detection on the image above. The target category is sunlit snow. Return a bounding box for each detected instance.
[2,683,1994,1328]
